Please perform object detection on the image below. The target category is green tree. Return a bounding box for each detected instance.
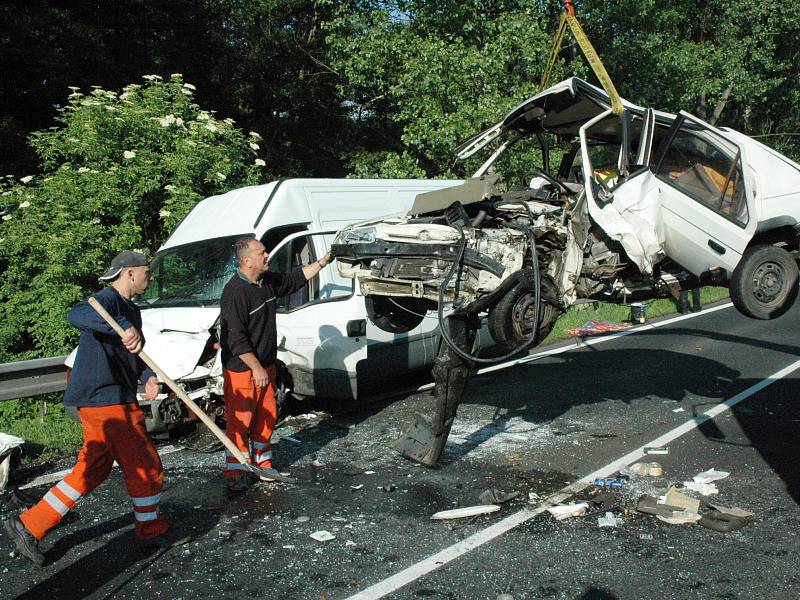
[0,75,263,360]
[326,1,562,179]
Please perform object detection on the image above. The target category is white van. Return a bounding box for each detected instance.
[127,178,460,433]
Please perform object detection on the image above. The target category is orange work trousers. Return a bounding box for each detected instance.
[223,366,277,478]
[20,403,167,540]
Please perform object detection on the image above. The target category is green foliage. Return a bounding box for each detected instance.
[327,1,561,179]
[0,397,83,462]
[0,75,264,360]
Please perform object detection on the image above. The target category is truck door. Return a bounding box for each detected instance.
[650,111,756,276]
[266,230,367,399]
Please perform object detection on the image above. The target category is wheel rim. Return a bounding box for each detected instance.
[751,261,785,305]
[511,293,536,337]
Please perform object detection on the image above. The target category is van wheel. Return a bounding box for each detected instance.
[365,296,432,333]
[488,275,560,352]
[730,244,799,319]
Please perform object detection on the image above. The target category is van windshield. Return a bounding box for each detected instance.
[137,234,251,307]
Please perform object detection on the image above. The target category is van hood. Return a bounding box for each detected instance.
[140,306,219,380]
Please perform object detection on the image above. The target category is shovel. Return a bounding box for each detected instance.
[88,297,295,483]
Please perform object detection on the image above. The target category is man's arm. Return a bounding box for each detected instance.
[238,352,269,388]
[70,294,142,352]
[301,251,334,281]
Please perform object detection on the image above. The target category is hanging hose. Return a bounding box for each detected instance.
[436,203,542,365]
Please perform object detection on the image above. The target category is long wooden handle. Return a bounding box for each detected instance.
[87,297,250,467]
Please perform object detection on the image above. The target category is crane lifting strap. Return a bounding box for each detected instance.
[540,11,624,116]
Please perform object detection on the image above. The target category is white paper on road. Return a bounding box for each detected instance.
[693,468,730,484]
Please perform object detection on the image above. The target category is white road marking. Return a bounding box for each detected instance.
[346,352,800,600]
[19,445,184,490]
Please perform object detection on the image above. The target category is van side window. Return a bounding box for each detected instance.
[261,224,308,253]
[267,232,354,313]
[268,235,315,311]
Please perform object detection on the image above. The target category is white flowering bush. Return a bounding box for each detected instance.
[0,74,266,359]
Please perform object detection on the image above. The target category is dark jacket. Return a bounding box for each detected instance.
[220,269,307,371]
[64,286,155,407]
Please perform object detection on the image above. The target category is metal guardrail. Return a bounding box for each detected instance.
[0,356,68,402]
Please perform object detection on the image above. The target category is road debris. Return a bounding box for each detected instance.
[431,505,501,520]
[527,492,540,504]
[0,432,24,494]
[672,408,685,413]
[682,481,719,495]
[567,320,632,337]
[598,512,624,528]
[478,488,521,505]
[589,491,619,511]
[546,502,589,521]
[692,468,730,484]
[310,530,336,542]
[594,477,625,488]
[621,462,663,477]
[350,484,363,491]
[644,446,669,455]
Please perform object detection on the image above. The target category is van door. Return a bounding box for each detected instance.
[650,112,756,275]
[266,230,367,399]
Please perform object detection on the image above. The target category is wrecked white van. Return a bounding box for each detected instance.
[84,179,461,434]
[334,78,800,352]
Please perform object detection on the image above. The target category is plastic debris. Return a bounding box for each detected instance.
[567,320,632,337]
[644,446,669,455]
[363,470,376,475]
[346,540,356,547]
[546,502,589,521]
[382,484,396,492]
[527,492,540,504]
[311,458,325,468]
[622,462,662,477]
[350,484,363,491]
[707,503,753,519]
[672,408,685,413]
[692,468,730,484]
[657,509,701,525]
[478,489,521,505]
[594,477,625,488]
[598,512,624,527]
[431,505,501,520]
[682,481,719,495]
[639,533,654,540]
[310,530,336,542]
[296,516,311,523]
[0,433,24,494]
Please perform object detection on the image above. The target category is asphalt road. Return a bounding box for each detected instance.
[2,300,800,599]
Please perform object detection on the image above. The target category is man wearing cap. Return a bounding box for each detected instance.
[220,237,333,491]
[4,251,189,567]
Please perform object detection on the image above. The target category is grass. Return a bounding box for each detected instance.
[0,287,731,464]
[0,396,83,464]
[542,286,730,345]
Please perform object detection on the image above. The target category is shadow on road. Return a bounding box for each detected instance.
[12,471,222,600]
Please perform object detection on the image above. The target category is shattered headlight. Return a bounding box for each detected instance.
[342,227,377,244]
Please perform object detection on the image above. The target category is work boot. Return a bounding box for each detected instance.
[226,475,251,492]
[678,292,690,314]
[137,527,191,549]
[4,516,45,567]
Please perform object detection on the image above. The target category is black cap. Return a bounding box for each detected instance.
[98,251,149,282]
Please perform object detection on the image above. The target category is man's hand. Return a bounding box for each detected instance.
[144,376,160,401]
[318,251,334,268]
[251,364,270,388]
[122,326,143,354]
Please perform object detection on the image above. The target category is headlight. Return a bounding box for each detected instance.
[343,227,377,244]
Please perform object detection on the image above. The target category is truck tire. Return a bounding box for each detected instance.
[730,244,799,319]
[488,275,560,352]
[365,295,430,333]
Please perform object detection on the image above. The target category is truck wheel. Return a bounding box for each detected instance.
[365,296,431,333]
[488,275,560,352]
[730,244,799,319]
